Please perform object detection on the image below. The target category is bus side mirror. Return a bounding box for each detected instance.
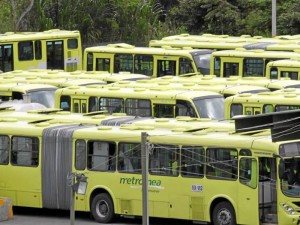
[279,159,285,180]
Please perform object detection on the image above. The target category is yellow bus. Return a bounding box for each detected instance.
[0,111,300,224]
[54,85,225,120]
[224,91,300,119]
[267,58,300,80]
[83,43,213,77]
[210,49,300,77]
[0,29,82,72]
[0,83,57,108]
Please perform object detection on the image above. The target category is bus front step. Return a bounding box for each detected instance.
[263,213,278,223]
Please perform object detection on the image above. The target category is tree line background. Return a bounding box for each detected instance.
[1,0,300,47]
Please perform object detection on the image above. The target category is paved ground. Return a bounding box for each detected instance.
[0,207,194,225]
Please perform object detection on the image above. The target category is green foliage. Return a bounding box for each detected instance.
[0,0,12,32]
[277,0,300,34]
[0,0,300,44]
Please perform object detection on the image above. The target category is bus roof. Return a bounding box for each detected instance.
[85,43,213,56]
[0,83,57,93]
[2,69,150,83]
[0,29,80,43]
[267,58,300,68]
[55,85,223,101]
[110,79,270,97]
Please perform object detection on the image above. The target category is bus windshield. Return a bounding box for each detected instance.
[193,96,224,120]
[279,142,300,197]
[29,89,56,108]
[191,52,211,75]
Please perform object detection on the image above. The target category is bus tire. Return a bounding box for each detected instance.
[91,193,115,223]
[212,201,236,225]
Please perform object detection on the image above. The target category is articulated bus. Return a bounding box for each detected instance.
[0,29,82,72]
[83,43,213,77]
[110,79,270,98]
[1,111,300,224]
[210,49,300,78]
[224,91,300,119]
[0,83,57,107]
[54,85,225,120]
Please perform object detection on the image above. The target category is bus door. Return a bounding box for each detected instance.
[220,58,240,77]
[46,40,64,70]
[156,56,177,77]
[65,38,80,72]
[72,99,87,113]
[258,158,277,224]
[0,44,13,72]
[238,156,259,224]
[245,106,261,115]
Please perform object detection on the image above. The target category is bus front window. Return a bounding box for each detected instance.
[192,53,211,75]
[29,89,56,108]
[281,158,300,197]
[279,143,300,197]
[193,96,224,120]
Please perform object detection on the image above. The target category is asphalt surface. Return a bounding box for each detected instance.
[0,207,194,225]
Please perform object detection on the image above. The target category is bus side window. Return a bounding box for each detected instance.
[0,135,9,165]
[263,104,274,113]
[214,57,221,76]
[175,100,196,117]
[149,145,179,176]
[270,67,278,79]
[154,104,174,118]
[181,146,204,178]
[230,103,243,118]
[206,148,238,180]
[67,39,78,49]
[18,41,34,61]
[34,40,42,60]
[224,62,239,77]
[115,54,133,73]
[134,54,153,76]
[88,97,99,112]
[239,158,257,189]
[243,58,263,76]
[179,58,193,74]
[87,53,93,71]
[11,136,39,166]
[96,58,110,72]
[75,140,86,170]
[87,141,116,171]
[125,99,151,117]
[118,143,140,173]
[60,95,71,111]
[157,60,176,77]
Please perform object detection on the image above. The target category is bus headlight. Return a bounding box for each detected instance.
[281,203,296,215]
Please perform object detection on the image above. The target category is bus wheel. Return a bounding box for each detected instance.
[91,193,115,223]
[212,201,236,225]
